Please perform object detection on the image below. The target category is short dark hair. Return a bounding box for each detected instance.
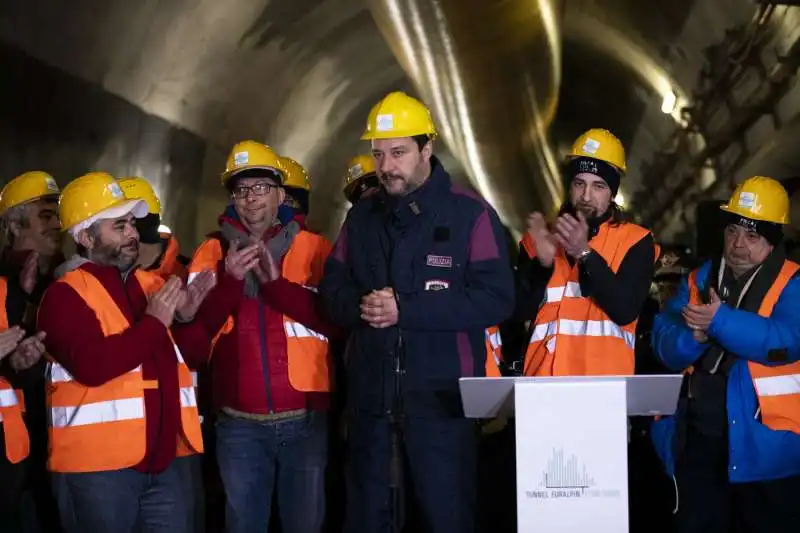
[411,135,432,151]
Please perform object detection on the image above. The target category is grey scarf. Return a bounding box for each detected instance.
[219,220,301,297]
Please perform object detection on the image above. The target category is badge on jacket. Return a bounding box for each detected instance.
[426,254,453,268]
[425,279,450,291]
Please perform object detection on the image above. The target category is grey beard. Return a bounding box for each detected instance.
[90,244,138,272]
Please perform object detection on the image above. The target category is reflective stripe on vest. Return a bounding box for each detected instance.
[47,268,203,473]
[189,231,333,392]
[0,277,31,464]
[688,260,800,434]
[523,222,651,376]
[485,326,503,377]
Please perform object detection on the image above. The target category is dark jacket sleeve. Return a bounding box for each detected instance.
[0,277,43,388]
[172,272,244,369]
[578,233,656,326]
[38,281,168,387]
[320,214,365,329]
[513,241,553,322]
[398,206,515,331]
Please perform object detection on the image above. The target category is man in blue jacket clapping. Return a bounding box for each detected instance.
[651,175,800,533]
[320,91,514,533]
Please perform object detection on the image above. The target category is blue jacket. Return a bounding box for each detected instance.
[319,158,514,417]
[651,259,800,482]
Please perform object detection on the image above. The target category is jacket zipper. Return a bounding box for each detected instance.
[257,293,274,413]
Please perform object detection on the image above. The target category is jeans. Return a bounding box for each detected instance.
[345,414,477,533]
[52,455,201,533]
[0,446,27,533]
[216,411,328,533]
[675,428,800,533]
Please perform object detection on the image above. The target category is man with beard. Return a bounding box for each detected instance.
[188,141,339,533]
[515,128,656,377]
[36,171,260,533]
[320,91,514,533]
[0,170,63,532]
[651,176,800,533]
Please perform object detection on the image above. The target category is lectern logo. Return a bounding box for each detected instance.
[524,448,621,501]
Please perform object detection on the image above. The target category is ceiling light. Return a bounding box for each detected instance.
[661,90,677,115]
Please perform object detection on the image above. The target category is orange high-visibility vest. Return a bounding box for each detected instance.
[523,222,652,376]
[147,234,187,282]
[485,326,503,377]
[189,230,333,392]
[688,261,800,434]
[46,268,203,473]
[0,277,30,464]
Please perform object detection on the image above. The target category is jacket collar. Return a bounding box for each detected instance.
[376,155,451,224]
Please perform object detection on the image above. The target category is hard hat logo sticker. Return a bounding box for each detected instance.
[376,114,394,132]
[581,138,600,155]
[738,191,755,209]
[577,159,599,174]
[234,152,249,167]
[108,183,124,199]
[45,177,58,191]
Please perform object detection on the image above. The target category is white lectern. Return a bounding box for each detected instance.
[459,375,682,533]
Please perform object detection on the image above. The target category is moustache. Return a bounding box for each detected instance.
[380,173,404,182]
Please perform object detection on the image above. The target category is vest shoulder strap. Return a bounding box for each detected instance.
[59,269,131,336]
[520,232,536,259]
[189,237,224,273]
[284,230,333,285]
[133,269,165,296]
[759,260,800,315]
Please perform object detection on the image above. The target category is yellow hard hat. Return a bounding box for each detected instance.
[221,140,286,187]
[0,171,60,217]
[361,92,438,141]
[118,176,161,215]
[59,172,149,233]
[720,176,789,225]
[279,156,311,192]
[343,154,377,198]
[567,129,627,174]
[344,155,377,187]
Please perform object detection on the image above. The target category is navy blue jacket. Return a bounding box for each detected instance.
[652,260,800,482]
[320,158,514,417]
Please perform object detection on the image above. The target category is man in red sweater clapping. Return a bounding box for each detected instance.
[189,141,339,533]
[37,171,261,533]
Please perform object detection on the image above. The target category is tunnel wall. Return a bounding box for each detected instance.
[0,39,207,251]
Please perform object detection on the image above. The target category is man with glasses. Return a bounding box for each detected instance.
[188,140,340,533]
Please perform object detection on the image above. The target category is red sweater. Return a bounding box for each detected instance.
[209,218,343,415]
[37,261,243,473]
[211,267,344,415]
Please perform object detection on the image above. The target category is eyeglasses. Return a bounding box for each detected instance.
[231,182,278,199]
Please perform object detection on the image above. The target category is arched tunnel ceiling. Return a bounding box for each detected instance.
[0,0,765,243]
